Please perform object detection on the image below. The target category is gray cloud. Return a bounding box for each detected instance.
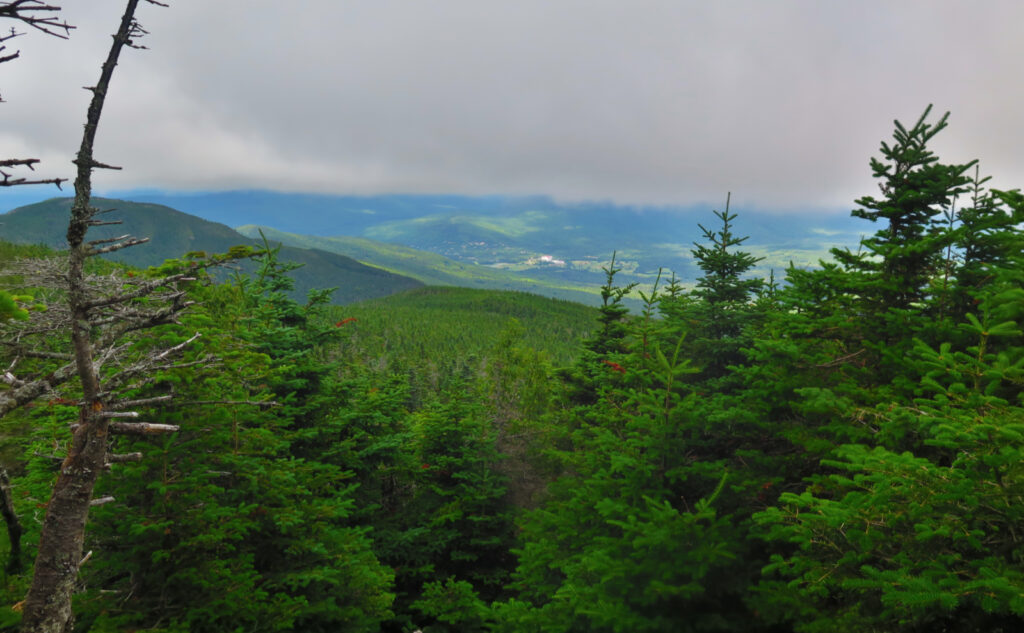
[3,0,1023,210]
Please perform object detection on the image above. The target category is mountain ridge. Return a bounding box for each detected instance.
[104,190,866,282]
[0,197,423,304]
[2,190,870,306]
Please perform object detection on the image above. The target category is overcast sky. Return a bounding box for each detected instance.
[3,0,1022,212]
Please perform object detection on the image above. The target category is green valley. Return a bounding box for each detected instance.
[234,225,609,305]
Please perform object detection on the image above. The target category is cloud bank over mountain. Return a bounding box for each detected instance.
[3,0,1023,211]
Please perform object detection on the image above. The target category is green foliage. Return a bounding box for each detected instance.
[347,386,515,632]
[754,272,1024,631]
[335,286,594,406]
[498,388,748,632]
[838,106,975,309]
[72,247,396,632]
[829,107,978,362]
[0,291,30,322]
[412,577,491,633]
[590,252,639,356]
[0,240,54,322]
[556,254,638,410]
[943,185,1024,325]
[495,264,764,631]
[476,320,561,510]
[738,112,1024,632]
[689,201,764,335]
[660,201,764,381]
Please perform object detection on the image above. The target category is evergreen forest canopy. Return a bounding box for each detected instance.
[1,103,1023,633]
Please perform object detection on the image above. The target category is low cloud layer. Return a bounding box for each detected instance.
[4,0,1022,211]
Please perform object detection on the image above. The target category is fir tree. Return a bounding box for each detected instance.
[833,105,976,342]
[662,194,763,380]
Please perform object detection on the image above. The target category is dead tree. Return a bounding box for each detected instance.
[1,5,264,629]
[5,2,190,632]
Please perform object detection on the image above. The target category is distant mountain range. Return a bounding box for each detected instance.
[111,190,867,287]
[0,190,869,306]
[0,197,423,304]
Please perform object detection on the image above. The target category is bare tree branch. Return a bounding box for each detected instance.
[170,399,280,408]
[0,159,66,188]
[106,452,143,463]
[108,394,173,410]
[83,274,192,308]
[86,234,131,246]
[0,345,74,361]
[1,3,73,184]
[107,421,179,435]
[97,410,138,419]
[0,361,76,418]
[0,2,73,39]
[86,236,149,256]
[0,158,39,167]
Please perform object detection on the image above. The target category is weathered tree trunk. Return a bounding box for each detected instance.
[20,3,146,631]
[0,467,23,574]
[18,412,108,633]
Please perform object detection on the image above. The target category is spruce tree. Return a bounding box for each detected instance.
[558,253,636,407]
[690,193,763,338]
[945,179,1024,324]
[833,105,976,342]
[755,276,1024,632]
[73,253,395,632]
[662,194,763,380]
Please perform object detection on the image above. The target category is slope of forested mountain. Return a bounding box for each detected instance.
[337,286,598,365]
[236,225,611,305]
[0,197,423,304]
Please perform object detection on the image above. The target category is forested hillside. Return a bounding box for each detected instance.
[338,286,597,367]
[234,226,608,306]
[0,198,423,304]
[2,109,1023,633]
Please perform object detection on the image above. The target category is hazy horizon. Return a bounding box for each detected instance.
[0,186,852,219]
